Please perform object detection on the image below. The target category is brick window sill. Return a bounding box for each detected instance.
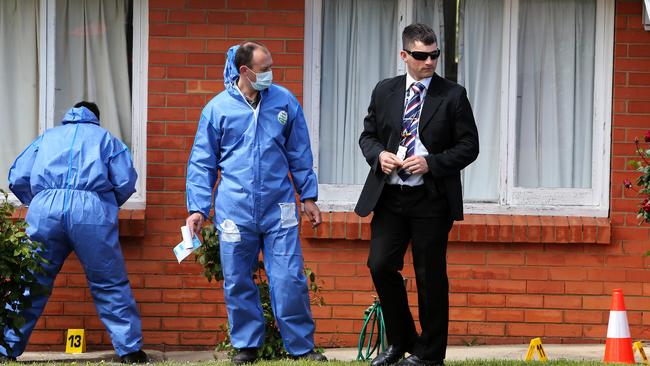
[118,209,146,237]
[12,207,145,237]
[300,213,611,244]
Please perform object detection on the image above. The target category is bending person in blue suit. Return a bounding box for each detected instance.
[1,102,147,364]
[185,42,326,365]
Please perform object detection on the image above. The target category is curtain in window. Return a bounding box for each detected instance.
[319,0,445,185]
[414,0,446,78]
[516,0,595,188]
[318,0,398,185]
[458,0,504,201]
[0,0,40,191]
[55,0,132,147]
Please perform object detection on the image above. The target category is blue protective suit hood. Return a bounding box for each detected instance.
[61,106,100,125]
[223,44,240,89]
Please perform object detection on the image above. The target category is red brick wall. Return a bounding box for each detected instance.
[608,0,650,342]
[25,0,650,353]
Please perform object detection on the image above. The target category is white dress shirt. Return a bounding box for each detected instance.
[386,73,432,186]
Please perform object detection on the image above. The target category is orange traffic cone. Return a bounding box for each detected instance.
[604,288,635,364]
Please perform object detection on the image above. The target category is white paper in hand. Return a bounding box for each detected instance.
[173,226,202,263]
[397,145,407,161]
[173,241,193,263]
[181,226,194,249]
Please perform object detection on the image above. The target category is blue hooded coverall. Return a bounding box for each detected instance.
[1,107,142,358]
[186,45,319,356]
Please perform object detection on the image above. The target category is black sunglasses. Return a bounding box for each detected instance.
[403,49,441,61]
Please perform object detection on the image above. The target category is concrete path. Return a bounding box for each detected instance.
[11,344,614,363]
[329,344,607,362]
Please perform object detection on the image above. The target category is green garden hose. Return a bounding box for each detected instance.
[356,297,386,361]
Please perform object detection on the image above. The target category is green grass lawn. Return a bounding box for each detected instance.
[5,361,620,365]
[160,360,611,366]
[244,361,611,366]
[444,361,614,366]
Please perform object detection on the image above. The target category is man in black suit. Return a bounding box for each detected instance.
[355,23,479,366]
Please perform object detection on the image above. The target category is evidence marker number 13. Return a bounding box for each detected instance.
[65,329,86,353]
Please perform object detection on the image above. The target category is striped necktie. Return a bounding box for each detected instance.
[398,82,426,181]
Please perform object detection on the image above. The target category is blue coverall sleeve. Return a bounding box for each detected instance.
[286,100,318,202]
[186,109,221,218]
[108,141,138,207]
[8,135,42,205]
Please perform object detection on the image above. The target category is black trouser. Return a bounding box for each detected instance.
[367,184,452,362]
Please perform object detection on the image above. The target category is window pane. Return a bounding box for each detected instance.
[0,0,40,191]
[515,0,595,188]
[318,0,398,184]
[54,0,133,147]
[458,0,504,202]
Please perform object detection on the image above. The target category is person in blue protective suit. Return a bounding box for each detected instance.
[1,102,147,364]
[185,41,327,365]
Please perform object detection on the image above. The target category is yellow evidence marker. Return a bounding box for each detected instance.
[633,341,649,364]
[525,337,548,362]
[65,329,86,353]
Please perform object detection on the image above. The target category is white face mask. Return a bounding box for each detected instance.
[246,68,273,91]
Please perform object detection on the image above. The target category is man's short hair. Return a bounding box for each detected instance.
[402,23,437,49]
[74,101,100,120]
[234,41,269,70]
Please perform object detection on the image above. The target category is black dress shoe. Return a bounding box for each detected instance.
[396,354,444,366]
[292,350,327,361]
[231,348,258,365]
[120,350,148,364]
[371,345,406,366]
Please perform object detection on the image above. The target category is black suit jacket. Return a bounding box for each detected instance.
[355,74,479,220]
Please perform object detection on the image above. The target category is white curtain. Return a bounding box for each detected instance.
[457,0,504,202]
[0,0,40,191]
[414,0,445,78]
[319,0,445,185]
[515,0,595,188]
[55,0,132,147]
[319,0,398,184]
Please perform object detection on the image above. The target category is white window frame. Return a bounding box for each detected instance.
[304,0,614,217]
[8,0,148,208]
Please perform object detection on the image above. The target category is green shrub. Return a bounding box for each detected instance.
[0,190,49,354]
[624,130,650,225]
[195,223,324,360]
[195,222,223,283]
[623,130,650,256]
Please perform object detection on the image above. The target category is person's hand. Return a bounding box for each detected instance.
[401,155,429,175]
[186,212,205,237]
[378,151,403,174]
[303,199,322,228]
